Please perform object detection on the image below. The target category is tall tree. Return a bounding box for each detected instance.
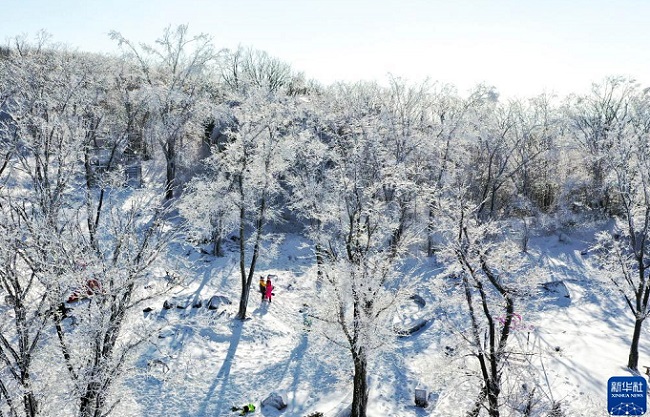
[509,94,563,212]
[593,85,650,370]
[283,97,333,279]
[69,193,174,417]
[188,91,297,319]
[110,24,217,199]
[422,84,494,254]
[565,77,636,212]
[312,86,418,417]
[0,39,90,417]
[434,183,542,417]
[221,46,293,95]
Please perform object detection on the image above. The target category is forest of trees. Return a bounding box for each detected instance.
[1,27,650,417]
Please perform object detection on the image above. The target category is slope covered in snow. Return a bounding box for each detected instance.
[123,225,648,417]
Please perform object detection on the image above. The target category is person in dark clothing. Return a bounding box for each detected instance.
[259,276,266,301]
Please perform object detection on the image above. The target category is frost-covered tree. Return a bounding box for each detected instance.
[191,91,298,319]
[508,94,563,213]
[70,54,131,251]
[0,39,90,417]
[433,181,545,417]
[565,77,636,212]
[311,89,419,417]
[221,46,293,95]
[418,83,480,255]
[593,86,650,370]
[0,210,54,417]
[464,92,540,219]
[110,24,218,199]
[378,78,431,251]
[0,38,178,417]
[61,193,174,417]
[284,99,334,278]
[179,175,238,257]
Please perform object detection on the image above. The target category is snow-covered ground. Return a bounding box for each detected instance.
[127,226,649,417]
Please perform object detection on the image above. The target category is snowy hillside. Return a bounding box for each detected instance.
[3,33,650,417]
[118,226,644,417]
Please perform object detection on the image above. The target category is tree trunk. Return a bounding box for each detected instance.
[315,242,324,281]
[83,145,106,254]
[427,207,435,257]
[486,379,500,417]
[21,383,37,417]
[79,379,100,417]
[350,350,369,417]
[164,137,176,200]
[236,185,267,319]
[237,203,249,319]
[78,376,109,417]
[14,301,38,417]
[313,219,325,283]
[522,386,536,417]
[627,317,644,370]
[211,225,224,257]
[213,235,223,257]
[236,225,263,319]
[55,311,78,380]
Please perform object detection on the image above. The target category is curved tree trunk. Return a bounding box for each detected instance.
[628,317,644,370]
[236,189,267,320]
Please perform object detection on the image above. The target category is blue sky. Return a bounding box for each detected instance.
[3,0,649,98]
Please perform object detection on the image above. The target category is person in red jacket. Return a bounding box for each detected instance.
[265,277,274,303]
